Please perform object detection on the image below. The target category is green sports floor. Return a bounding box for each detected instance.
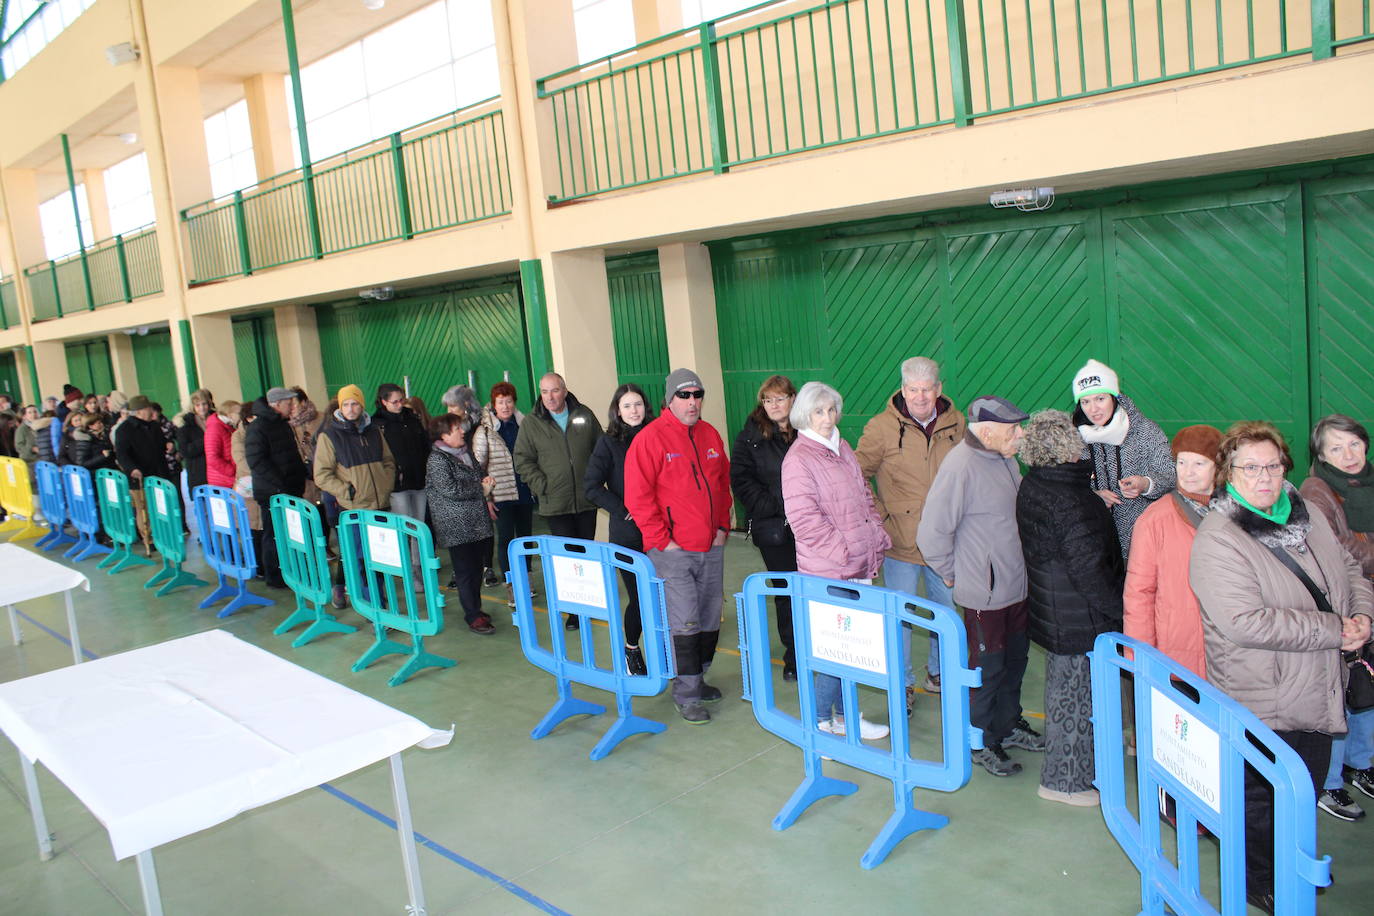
[1,530,1370,915]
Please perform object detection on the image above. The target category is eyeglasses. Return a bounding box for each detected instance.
[674,389,705,400]
[1231,462,1284,479]
[761,396,791,406]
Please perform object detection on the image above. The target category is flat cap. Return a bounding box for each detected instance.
[968,395,1029,424]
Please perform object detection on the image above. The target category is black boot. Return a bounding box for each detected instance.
[698,630,723,702]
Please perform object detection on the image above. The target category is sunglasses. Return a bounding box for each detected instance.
[673,389,705,400]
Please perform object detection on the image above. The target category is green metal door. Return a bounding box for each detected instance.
[450,284,527,405]
[1306,173,1374,430]
[0,351,20,401]
[233,314,285,402]
[131,328,181,412]
[607,253,670,400]
[64,339,115,397]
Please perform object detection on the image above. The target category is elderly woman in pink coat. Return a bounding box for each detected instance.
[782,381,892,741]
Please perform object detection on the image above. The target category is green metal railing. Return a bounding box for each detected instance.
[24,224,162,322]
[538,0,1374,201]
[0,275,19,329]
[182,101,511,284]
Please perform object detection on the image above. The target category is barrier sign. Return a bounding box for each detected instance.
[192,485,273,617]
[508,536,674,761]
[737,572,981,869]
[1092,634,1331,915]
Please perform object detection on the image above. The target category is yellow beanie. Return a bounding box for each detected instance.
[337,384,365,407]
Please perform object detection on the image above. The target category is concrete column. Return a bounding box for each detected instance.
[15,347,38,405]
[631,0,682,41]
[658,242,726,434]
[543,248,617,410]
[0,168,46,330]
[185,313,241,402]
[243,73,296,180]
[82,169,113,241]
[108,332,139,392]
[30,340,67,404]
[273,303,327,400]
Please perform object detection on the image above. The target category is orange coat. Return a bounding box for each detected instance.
[1123,492,1207,678]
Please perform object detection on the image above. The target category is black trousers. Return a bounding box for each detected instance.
[756,540,798,669]
[1244,730,1330,894]
[449,539,492,624]
[965,601,1030,746]
[546,510,597,540]
[259,509,284,587]
[492,501,534,574]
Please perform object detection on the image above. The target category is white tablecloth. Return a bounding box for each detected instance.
[0,543,90,605]
[0,630,452,859]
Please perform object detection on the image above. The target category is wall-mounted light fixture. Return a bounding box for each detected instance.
[359,286,395,301]
[361,0,386,10]
[104,42,140,66]
[989,187,1055,212]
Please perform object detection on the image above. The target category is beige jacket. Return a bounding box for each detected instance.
[471,405,522,503]
[1299,476,1374,578]
[1189,485,1373,733]
[856,393,965,565]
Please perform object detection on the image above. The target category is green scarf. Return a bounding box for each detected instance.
[1313,459,1374,533]
[1226,482,1292,526]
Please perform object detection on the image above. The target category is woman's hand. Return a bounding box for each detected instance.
[1342,615,1373,651]
[1095,488,1121,507]
[1118,476,1150,499]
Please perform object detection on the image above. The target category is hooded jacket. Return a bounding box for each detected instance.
[856,393,966,565]
[33,417,56,464]
[244,398,308,500]
[782,432,890,579]
[624,408,731,552]
[204,414,237,488]
[314,410,396,511]
[1189,484,1373,733]
[1124,492,1210,678]
[1016,459,1125,655]
[372,405,429,492]
[61,428,117,472]
[512,392,602,517]
[917,429,1026,610]
[15,419,38,465]
[584,423,647,549]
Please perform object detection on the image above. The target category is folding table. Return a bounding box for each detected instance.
[0,542,90,665]
[0,629,453,914]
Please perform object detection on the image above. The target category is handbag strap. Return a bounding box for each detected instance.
[1263,543,1336,616]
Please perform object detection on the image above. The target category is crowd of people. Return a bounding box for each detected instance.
[4,352,1373,913]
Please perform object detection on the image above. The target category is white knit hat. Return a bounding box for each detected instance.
[1072,359,1120,401]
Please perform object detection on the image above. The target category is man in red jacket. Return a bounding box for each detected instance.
[625,368,732,724]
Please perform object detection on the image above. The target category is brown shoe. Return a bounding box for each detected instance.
[468,615,496,635]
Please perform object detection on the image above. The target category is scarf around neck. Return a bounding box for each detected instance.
[1078,404,1129,446]
[1226,481,1292,526]
[1313,459,1374,533]
[801,427,841,454]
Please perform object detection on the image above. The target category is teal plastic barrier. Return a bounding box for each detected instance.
[95,469,155,575]
[339,509,454,686]
[268,494,356,647]
[143,476,208,596]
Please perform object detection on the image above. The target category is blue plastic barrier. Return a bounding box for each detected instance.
[33,461,76,552]
[1092,634,1331,915]
[191,485,274,617]
[60,465,112,562]
[268,494,356,647]
[736,572,981,869]
[508,536,675,760]
[339,509,453,686]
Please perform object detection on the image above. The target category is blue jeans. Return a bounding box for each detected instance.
[1324,706,1374,789]
[882,557,953,684]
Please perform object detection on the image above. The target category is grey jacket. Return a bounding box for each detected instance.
[1190,484,1373,734]
[917,430,1027,610]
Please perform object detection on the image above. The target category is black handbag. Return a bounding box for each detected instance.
[748,516,791,548]
[1264,543,1374,711]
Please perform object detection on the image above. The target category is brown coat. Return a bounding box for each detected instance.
[1124,492,1208,678]
[1298,476,1374,578]
[1189,486,1373,733]
[855,393,966,565]
[230,422,262,530]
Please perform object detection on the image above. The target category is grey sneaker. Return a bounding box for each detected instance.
[1004,717,1047,752]
[1344,765,1374,799]
[677,702,711,724]
[972,744,1022,777]
[1318,788,1365,821]
[922,671,942,694]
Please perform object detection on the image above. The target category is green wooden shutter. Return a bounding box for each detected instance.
[451,284,528,406]
[131,329,181,413]
[233,314,285,402]
[607,253,670,400]
[0,351,20,400]
[64,339,114,397]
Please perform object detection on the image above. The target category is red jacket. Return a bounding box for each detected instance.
[624,409,732,552]
[204,414,236,488]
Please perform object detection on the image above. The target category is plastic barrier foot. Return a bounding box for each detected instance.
[64,536,111,562]
[386,643,456,687]
[772,771,859,831]
[273,602,316,636]
[531,681,607,740]
[589,713,667,761]
[289,614,357,649]
[36,528,76,552]
[860,805,949,870]
[145,563,208,596]
[214,584,275,618]
[104,547,156,575]
[7,522,44,542]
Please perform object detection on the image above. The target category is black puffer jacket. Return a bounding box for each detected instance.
[176,413,209,489]
[243,398,307,500]
[1015,459,1125,654]
[584,425,645,549]
[730,417,795,545]
[372,406,429,491]
[115,416,170,489]
[61,429,117,472]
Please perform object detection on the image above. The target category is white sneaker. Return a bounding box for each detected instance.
[819,714,889,741]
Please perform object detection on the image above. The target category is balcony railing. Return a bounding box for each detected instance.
[181,100,512,285]
[537,0,1374,201]
[0,275,19,329]
[24,224,163,323]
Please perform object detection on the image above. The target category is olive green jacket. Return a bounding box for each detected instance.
[512,393,603,517]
